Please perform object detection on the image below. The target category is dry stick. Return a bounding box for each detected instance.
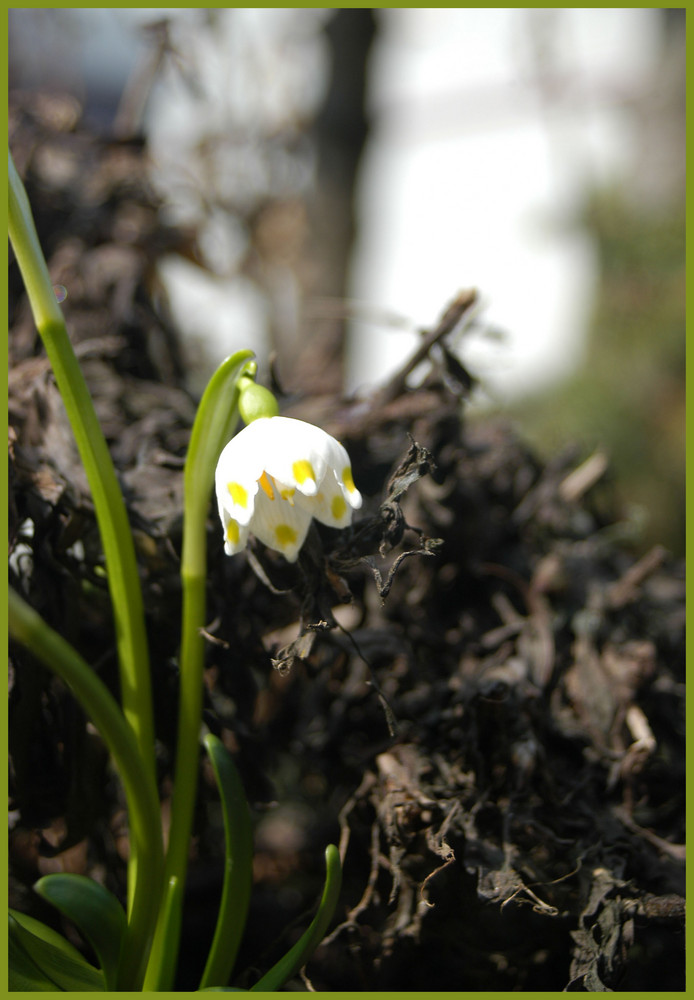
[558,449,609,503]
[375,289,478,406]
[607,544,668,609]
[336,621,399,737]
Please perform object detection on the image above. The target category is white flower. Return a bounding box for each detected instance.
[215,416,362,562]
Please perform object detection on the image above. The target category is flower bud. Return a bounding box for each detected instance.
[238,377,280,424]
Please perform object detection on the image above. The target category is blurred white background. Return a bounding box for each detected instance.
[8,7,680,400]
[347,7,661,398]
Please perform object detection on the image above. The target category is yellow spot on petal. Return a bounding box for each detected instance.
[226,519,240,545]
[258,471,275,500]
[280,486,295,502]
[342,466,356,493]
[292,459,316,486]
[275,524,298,548]
[331,495,347,520]
[227,482,248,508]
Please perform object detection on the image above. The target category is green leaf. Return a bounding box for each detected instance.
[10,910,93,965]
[184,349,256,524]
[9,911,105,991]
[9,928,62,991]
[33,874,127,990]
[141,873,184,992]
[8,589,164,991]
[8,147,155,811]
[198,734,254,989]
[250,844,342,991]
[9,150,162,989]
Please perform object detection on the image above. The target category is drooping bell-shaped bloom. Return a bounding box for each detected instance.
[215,416,362,562]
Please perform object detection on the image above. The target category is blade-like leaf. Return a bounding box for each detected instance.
[184,349,256,511]
[10,909,94,965]
[8,590,164,991]
[9,930,62,991]
[250,844,342,991]
[34,873,127,990]
[9,911,105,991]
[198,733,254,989]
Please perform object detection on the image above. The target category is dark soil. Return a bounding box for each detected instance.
[9,95,685,992]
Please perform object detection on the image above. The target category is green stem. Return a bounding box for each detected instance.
[8,590,164,991]
[144,350,254,990]
[8,149,156,826]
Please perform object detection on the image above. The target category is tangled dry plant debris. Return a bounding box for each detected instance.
[9,94,685,991]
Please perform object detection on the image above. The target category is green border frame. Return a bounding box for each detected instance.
[4,6,688,999]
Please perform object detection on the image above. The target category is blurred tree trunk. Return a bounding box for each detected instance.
[289,8,377,395]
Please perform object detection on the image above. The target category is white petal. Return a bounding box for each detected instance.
[248,490,313,562]
[337,466,362,510]
[215,433,264,526]
[259,417,339,497]
[294,472,354,528]
[314,434,362,511]
[219,508,250,556]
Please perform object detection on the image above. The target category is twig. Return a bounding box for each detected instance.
[607,545,667,608]
[375,289,478,405]
[559,449,609,503]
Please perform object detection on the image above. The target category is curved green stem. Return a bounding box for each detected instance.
[8,150,156,850]
[144,350,255,990]
[8,590,164,990]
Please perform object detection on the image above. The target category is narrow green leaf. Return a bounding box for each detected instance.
[8,590,164,991]
[10,909,94,965]
[184,350,256,512]
[9,927,62,991]
[9,150,159,986]
[8,148,155,807]
[141,874,184,992]
[9,911,105,991]
[198,734,254,989]
[250,845,342,991]
[34,874,127,990]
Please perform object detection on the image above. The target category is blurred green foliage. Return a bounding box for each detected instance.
[509,187,685,557]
